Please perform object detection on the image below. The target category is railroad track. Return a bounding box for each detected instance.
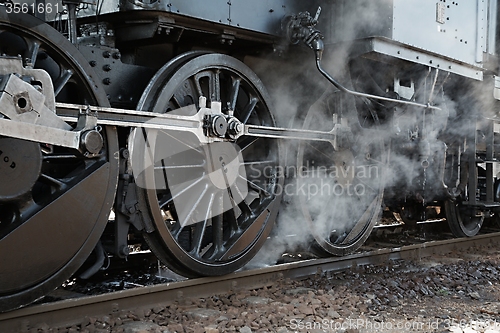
[1,230,499,332]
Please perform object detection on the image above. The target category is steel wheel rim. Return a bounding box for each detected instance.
[133,53,283,276]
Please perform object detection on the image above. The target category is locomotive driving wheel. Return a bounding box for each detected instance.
[297,90,385,256]
[131,53,283,277]
[0,12,118,311]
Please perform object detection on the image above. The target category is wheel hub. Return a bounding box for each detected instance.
[0,137,42,201]
[207,115,228,137]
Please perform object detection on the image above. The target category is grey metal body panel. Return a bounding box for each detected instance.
[319,0,497,79]
[21,0,500,79]
[392,0,487,66]
[347,37,485,81]
[75,0,312,36]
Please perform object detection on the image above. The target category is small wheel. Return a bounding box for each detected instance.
[130,53,283,277]
[444,200,484,237]
[0,12,118,312]
[444,163,484,237]
[297,90,385,256]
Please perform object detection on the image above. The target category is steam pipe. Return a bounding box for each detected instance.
[285,10,442,112]
[310,38,442,111]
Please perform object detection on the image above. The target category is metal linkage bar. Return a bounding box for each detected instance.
[56,102,339,143]
[56,102,201,130]
[245,124,336,141]
[0,117,80,148]
[2,101,340,149]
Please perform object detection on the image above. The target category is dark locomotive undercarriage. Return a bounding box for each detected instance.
[1,2,500,313]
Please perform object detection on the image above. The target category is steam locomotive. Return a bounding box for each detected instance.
[1,0,499,312]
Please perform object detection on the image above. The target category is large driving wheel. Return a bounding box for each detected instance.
[131,53,283,277]
[0,12,118,311]
[297,90,385,256]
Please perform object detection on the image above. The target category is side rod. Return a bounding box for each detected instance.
[56,102,337,143]
[0,101,338,151]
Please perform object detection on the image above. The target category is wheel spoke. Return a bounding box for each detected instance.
[189,192,215,256]
[243,159,275,166]
[225,188,241,234]
[170,220,183,239]
[158,129,204,153]
[205,194,224,260]
[159,175,206,208]
[0,195,39,233]
[212,70,220,102]
[155,162,205,170]
[39,173,68,191]
[158,191,173,209]
[177,184,209,227]
[171,95,183,109]
[240,96,258,124]
[239,175,272,196]
[238,136,260,152]
[24,39,40,66]
[53,69,73,97]
[171,222,185,239]
[193,69,220,102]
[238,197,253,216]
[229,77,241,111]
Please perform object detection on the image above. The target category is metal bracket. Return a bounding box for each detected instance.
[1,72,353,150]
[113,148,144,258]
[0,73,103,156]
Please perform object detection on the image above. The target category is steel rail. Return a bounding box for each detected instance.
[1,232,499,332]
